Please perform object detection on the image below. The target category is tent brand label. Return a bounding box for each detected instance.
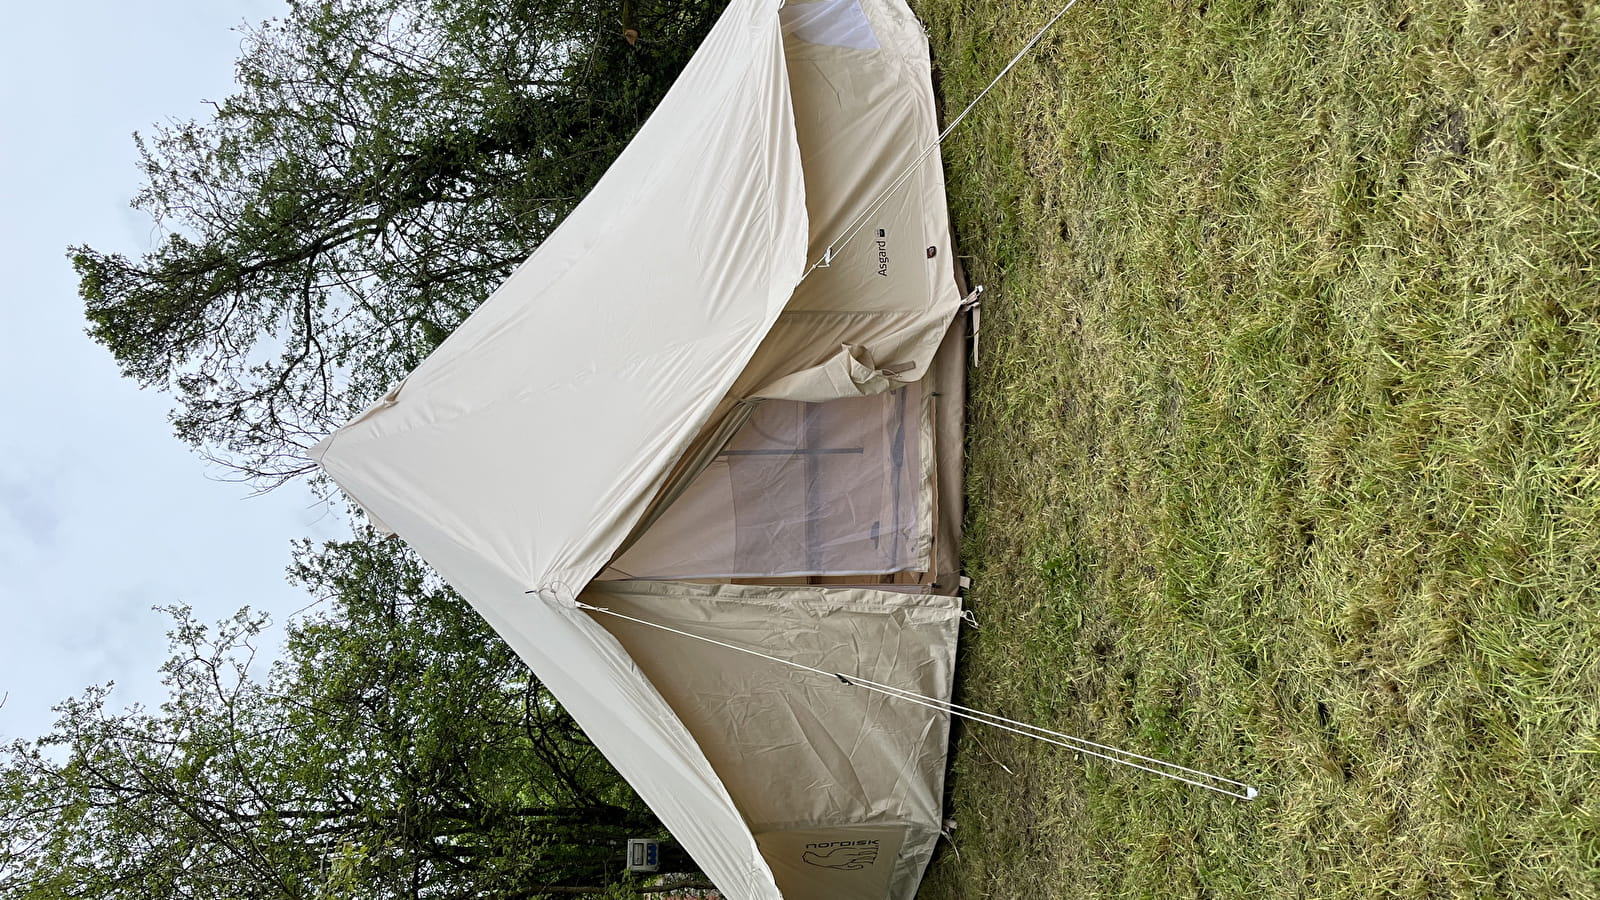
[876,229,890,277]
[802,839,880,870]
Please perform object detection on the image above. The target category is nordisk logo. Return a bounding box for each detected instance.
[876,229,889,277]
[802,839,880,870]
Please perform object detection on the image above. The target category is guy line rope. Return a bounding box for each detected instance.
[576,600,1258,801]
[805,0,1087,278]
[573,0,1261,802]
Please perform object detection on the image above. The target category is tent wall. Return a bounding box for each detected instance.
[583,581,961,900]
[622,0,964,553]
[612,297,971,591]
[314,0,812,893]
[314,0,810,599]
[735,0,962,399]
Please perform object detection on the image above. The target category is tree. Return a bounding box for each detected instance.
[0,536,670,899]
[73,0,721,486]
[40,4,726,893]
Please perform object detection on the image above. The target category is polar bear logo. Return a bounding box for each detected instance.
[802,845,880,870]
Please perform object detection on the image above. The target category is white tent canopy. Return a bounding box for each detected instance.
[315,0,967,895]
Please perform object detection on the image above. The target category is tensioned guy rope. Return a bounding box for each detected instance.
[566,0,1263,802]
[804,0,1088,279]
[577,600,1258,800]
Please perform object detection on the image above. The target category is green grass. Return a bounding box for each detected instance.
[913,0,1600,896]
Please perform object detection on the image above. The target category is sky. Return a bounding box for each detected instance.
[0,0,345,743]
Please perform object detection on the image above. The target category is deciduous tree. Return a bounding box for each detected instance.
[0,537,668,899]
[74,0,719,486]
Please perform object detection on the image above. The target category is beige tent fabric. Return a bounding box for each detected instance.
[583,580,960,900]
[730,0,962,401]
[314,0,967,895]
[314,0,808,893]
[752,344,895,404]
[735,13,961,399]
[619,0,963,561]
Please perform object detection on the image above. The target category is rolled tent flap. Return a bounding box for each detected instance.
[752,344,895,403]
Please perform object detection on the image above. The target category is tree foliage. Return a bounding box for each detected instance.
[73,0,721,485]
[32,3,731,894]
[0,537,665,899]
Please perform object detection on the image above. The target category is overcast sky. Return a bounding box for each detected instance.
[0,0,345,743]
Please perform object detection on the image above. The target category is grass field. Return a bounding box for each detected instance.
[913,0,1600,896]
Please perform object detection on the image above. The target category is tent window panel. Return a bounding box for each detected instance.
[609,386,926,580]
[779,0,880,51]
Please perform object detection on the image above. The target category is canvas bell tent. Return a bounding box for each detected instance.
[313,0,971,896]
